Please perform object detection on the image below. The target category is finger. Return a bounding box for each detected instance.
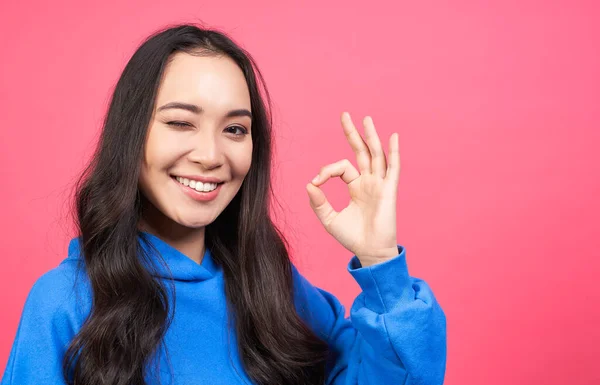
[363,116,387,179]
[306,182,338,228]
[311,158,360,187]
[385,133,401,184]
[341,112,371,174]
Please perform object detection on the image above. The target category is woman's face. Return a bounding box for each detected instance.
[139,52,253,231]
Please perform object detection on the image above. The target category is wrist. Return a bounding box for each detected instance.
[357,246,399,267]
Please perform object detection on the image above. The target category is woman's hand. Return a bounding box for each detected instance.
[306,112,401,267]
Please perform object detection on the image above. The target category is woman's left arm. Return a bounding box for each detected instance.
[292,248,446,385]
[303,112,446,384]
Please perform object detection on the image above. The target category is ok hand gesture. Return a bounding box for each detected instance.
[306,112,401,267]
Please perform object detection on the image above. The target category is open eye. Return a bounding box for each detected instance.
[226,125,249,136]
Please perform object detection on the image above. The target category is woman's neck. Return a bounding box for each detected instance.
[138,199,206,265]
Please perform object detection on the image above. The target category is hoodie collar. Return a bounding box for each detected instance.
[67,231,218,282]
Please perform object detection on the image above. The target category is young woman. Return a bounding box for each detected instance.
[1,24,446,385]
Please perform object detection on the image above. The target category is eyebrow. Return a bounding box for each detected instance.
[157,102,252,120]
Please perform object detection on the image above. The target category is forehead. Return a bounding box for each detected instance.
[155,52,251,111]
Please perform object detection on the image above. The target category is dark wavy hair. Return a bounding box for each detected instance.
[63,23,329,385]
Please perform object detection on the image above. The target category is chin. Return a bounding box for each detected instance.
[172,212,219,229]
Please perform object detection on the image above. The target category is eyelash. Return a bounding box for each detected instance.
[166,121,249,136]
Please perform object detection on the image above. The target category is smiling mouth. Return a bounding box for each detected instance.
[171,176,225,193]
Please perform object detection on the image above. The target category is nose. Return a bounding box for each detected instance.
[187,130,225,170]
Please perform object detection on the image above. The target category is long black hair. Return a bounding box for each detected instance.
[63,23,329,385]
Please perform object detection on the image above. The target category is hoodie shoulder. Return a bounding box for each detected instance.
[1,257,92,384]
[26,256,91,322]
[21,235,92,331]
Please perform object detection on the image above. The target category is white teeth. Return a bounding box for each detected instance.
[195,182,218,192]
[175,176,218,192]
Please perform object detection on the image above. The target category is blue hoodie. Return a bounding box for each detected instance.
[1,231,446,384]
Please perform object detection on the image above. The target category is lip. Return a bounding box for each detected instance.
[171,174,224,184]
[172,176,224,202]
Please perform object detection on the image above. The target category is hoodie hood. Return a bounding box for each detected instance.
[66,231,219,282]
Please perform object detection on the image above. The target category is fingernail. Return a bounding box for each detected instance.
[312,175,319,183]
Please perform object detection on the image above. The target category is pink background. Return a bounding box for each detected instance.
[1,1,598,384]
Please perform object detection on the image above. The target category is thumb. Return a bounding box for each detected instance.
[306,183,337,227]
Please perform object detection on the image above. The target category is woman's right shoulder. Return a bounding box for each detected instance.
[1,247,92,383]
[23,251,92,323]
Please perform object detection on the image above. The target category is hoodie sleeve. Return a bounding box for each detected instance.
[292,245,446,385]
[1,265,83,385]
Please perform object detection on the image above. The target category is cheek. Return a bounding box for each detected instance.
[138,152,158,194]
[139,129,180,196]
[143,128,181,172]
[234,143,253,177]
